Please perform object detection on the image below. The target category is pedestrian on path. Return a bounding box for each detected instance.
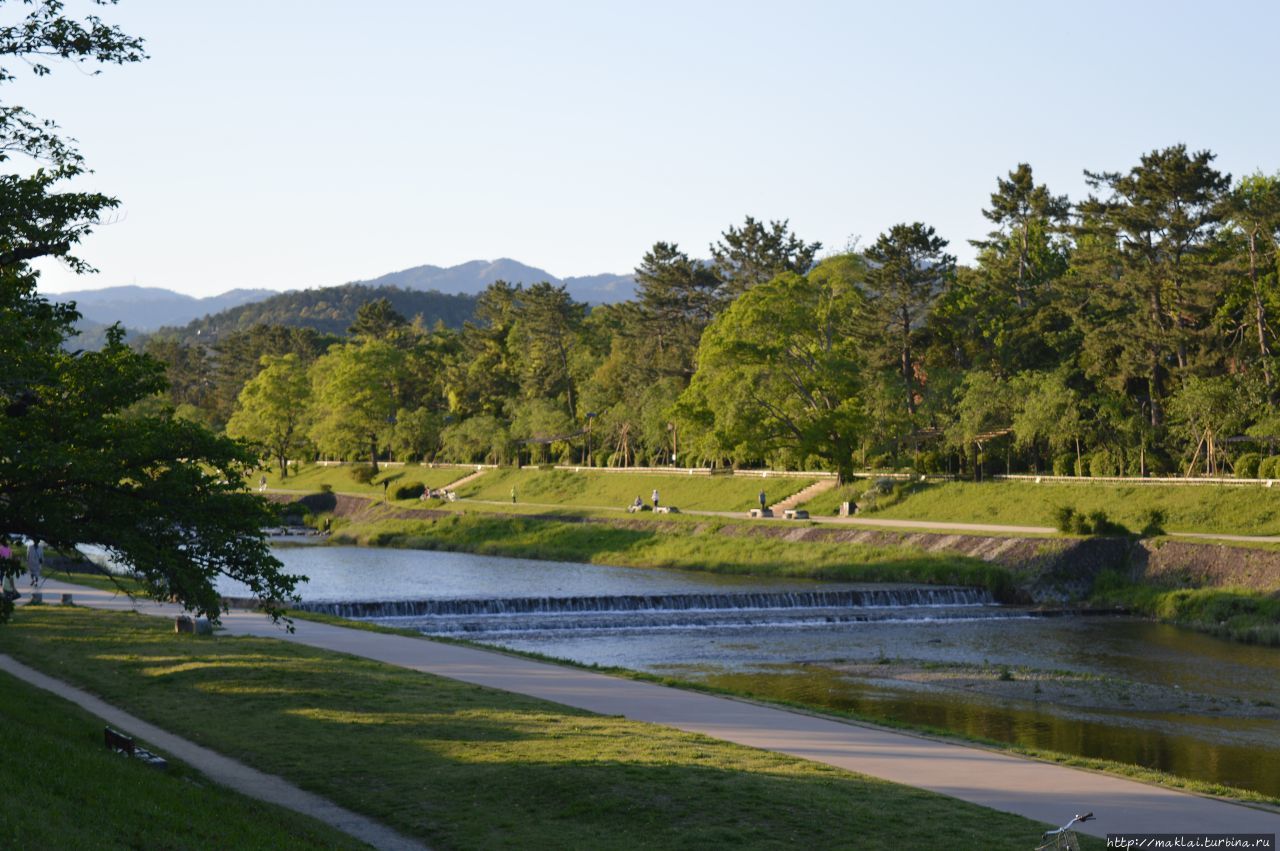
[259,474,267,492]
[758,489,767,511]
[511,486,517,504]
[651,488,660,509]
[26,539,43,587]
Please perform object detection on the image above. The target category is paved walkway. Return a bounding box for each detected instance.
[0,650,426,851]
[25,578,1280,840]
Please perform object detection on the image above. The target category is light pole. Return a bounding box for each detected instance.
[584,412,597,466]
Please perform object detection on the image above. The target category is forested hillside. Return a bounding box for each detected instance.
[142,149,1280,481]
[163,284,478,342]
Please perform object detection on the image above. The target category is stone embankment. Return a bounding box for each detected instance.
[266,493,1280,601]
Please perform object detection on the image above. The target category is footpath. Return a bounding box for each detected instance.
[21,577,1280,841]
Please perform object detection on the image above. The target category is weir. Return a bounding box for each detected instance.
[296,586,994,619]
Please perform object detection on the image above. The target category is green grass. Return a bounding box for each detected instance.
[458,467,818,512]
[1091,572,1280,646]
[280,607,1280,809]
[264,462,476,496]
[805,480,1280,535]
[0,667,361,850]
[335,513,1019,598]
[0,607,1081,850]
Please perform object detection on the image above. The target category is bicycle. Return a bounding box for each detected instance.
[1036,812,1094,850]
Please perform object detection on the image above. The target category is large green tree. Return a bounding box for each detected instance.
[1074,145,1230,427]
[225,353,312,477]
[859,223,956,418]
[710,216,822,297]
[679,256,865,478]
[308,339,408,469]
[1,2,296,622]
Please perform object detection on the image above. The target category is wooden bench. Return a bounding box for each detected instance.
[104,727,168,769]
[783,509,809,520]
[749,508,774,518]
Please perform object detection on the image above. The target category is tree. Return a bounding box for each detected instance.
[1221,173,1280,393]
[860,223,956,418]
[1010,370,1085,469]
[1,2,298,623]
[1074,145,1230,427]
[308,340,408,469]
[225,354,312,477]
[970,164,1071,310]
[710,216,821,296]
[679,256,865,479]
[348,297,408,342]
[629,241,724,378]
[390,406,442,461]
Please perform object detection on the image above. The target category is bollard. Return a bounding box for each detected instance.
[194,617,213,636]
[174,614,194,634]
[29,592,43,605]
[60,593,74,606]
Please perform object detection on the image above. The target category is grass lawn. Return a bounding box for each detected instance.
[0,607,1082,850]
[458,467,817,512]
[805,480,1280,535]
[336,513,1018,598]
[263,463,475,496]
[0,667,360,850]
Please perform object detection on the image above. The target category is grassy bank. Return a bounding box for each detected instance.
[0,667,359,849]
[0,607,1075,850]
[806,480,1280,535]
[334,512,1018,598]
[457,466,817,512]
[1091,572,1280,646]
[264,462,473,496]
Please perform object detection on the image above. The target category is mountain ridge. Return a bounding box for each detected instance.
[47,258,636,331]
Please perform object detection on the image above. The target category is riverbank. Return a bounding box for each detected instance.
[0,604,1096,850]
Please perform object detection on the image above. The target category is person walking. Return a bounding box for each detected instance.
[758,489,767,512]
[511,486,517,504]
[259,474,268,492]
[651,488,660,509]
[26,539,43,587]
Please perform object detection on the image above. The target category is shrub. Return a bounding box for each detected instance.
[318,483,333,493]
[1055,505,1129,536]
[1052,454,1075,477]
[1235,452,1262,479]
[1138,508,1167,537]
[1260,456,1280,480]
[918,451,942,474]
[392,481,425,500]
[1088,449,1119,478]
[349,465,378,485]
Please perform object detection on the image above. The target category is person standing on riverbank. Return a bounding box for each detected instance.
[758,489,767,512]
[651,489,660,509]
[511,486,517,504]
[26,539,42,587]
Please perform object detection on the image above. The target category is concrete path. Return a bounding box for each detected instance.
[25,578,1280,840]
[0,650,426,851]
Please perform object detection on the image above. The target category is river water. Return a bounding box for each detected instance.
[228,546,1280,796]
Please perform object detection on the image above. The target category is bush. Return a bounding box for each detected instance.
[1088,449,1119,478]
[1235,452,1262,479]
[392,481,425,500]
[1052,454,1075,477]
[917,451,942,474]
[1138,508,1167,537]
[319,483,333,494]
[1055,505,1129,536]
[349,465,378,485]
[1260,456,1280,480]
[1073,456,1087,477]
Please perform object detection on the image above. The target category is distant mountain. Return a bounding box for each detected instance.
[52,286,278,332]
[162,284,478,343]
[43,258,635,344]
[355,258,635,303]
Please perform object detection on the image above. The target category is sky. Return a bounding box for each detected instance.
[14,0,1280,297]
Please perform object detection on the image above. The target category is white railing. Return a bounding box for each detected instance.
[992,473,1276,487]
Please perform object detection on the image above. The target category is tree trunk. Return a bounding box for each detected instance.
[369,435,379,472]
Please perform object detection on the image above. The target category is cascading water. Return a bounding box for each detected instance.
[295,586,1016,636]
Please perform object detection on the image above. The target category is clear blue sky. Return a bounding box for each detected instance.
[18,0,1280,297]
